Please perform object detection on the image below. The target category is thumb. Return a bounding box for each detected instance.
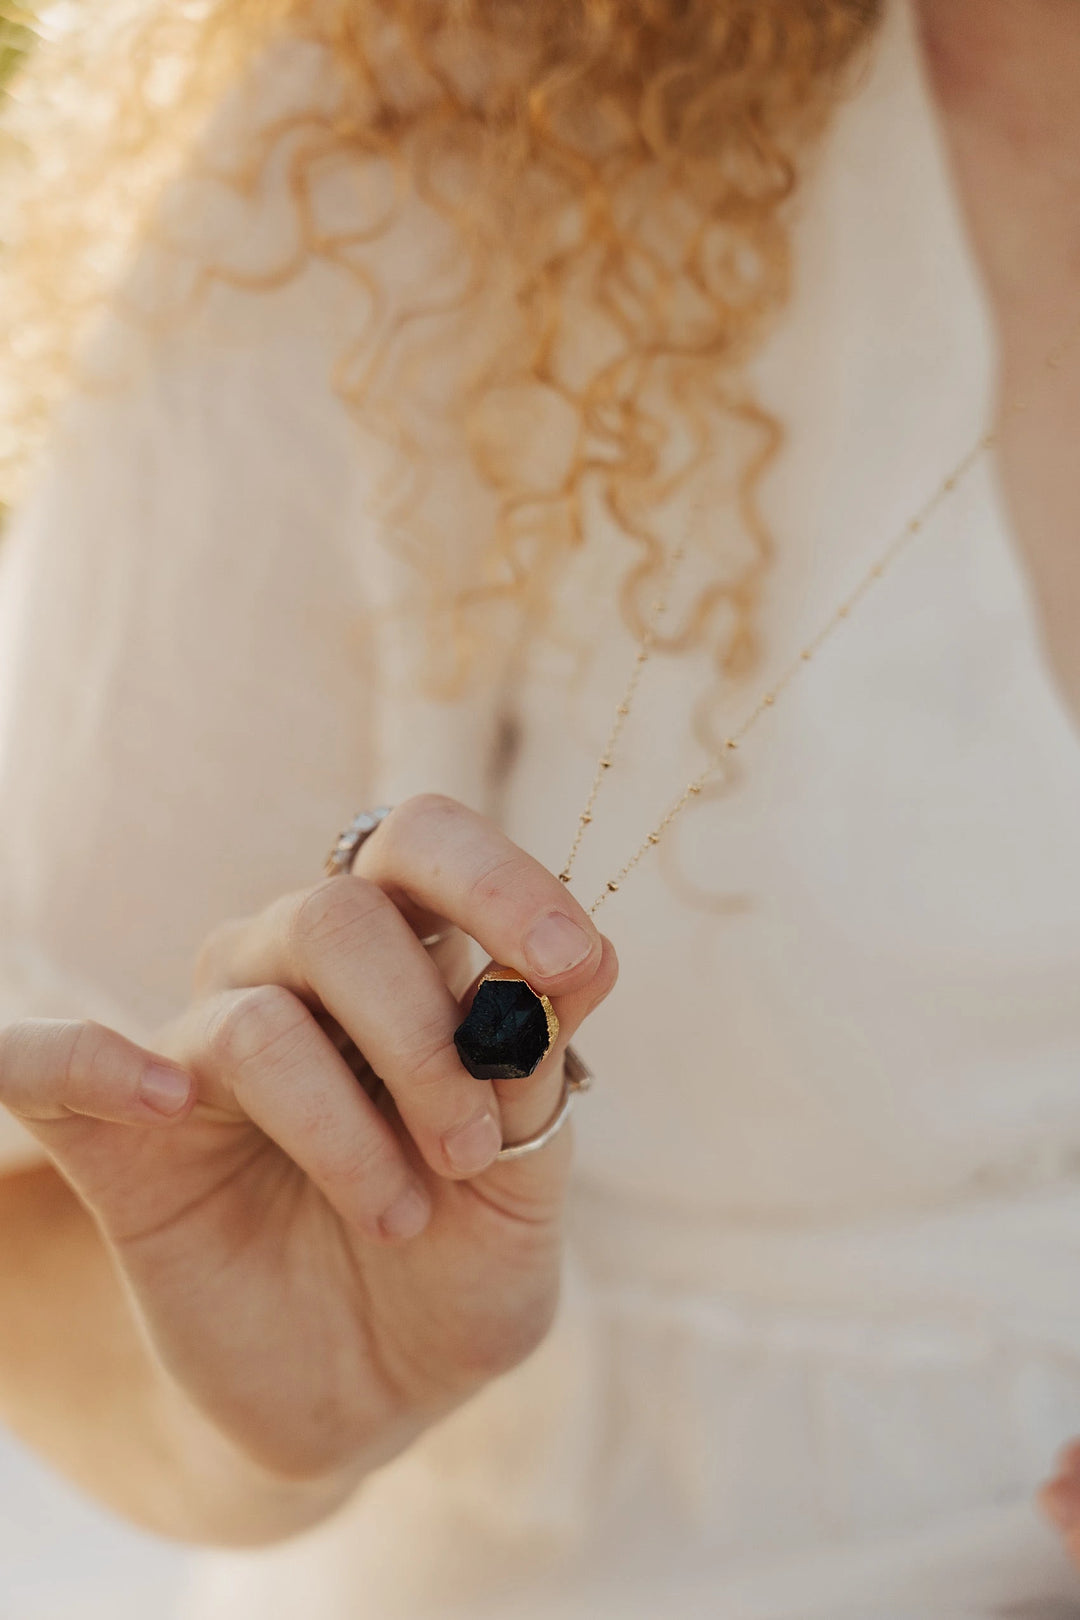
[0,1019,194,1140]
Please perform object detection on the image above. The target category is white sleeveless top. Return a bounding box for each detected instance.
[3,2,1080,1612]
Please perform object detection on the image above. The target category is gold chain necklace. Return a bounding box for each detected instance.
[452,317,1078,1082]
[560,317,1080,917]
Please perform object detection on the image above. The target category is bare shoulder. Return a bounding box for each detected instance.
[912,0,1080,721]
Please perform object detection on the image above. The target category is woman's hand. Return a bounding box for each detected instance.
[0,795,617,1488]
[1038,1442,1080,1570]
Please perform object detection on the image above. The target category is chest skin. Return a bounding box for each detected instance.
[913,0,1080,725]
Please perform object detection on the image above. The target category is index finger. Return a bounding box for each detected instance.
[355,795,604,996]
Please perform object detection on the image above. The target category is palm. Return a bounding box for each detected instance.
[0,799,612,1515]
[72,1098,566,1478]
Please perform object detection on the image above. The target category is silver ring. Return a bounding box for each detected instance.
[495,1044,594,1160]
[325,806,393,877]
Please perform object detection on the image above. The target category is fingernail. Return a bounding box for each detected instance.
[379,1184,431,1242]
[444,1111,502,1175]
[140,1064,192,1117]
[523,912,592,978]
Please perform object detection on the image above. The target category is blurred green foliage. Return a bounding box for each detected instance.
[0,3,36,91]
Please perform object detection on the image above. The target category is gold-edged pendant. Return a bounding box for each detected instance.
[453,964,559,1081]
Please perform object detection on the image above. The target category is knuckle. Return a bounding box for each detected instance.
[381,793,461,854]
[208,985,309,1074]
[62,1020,117,1095]
[398,791,461,827]
[405,1024,463,1096]
[292,876,383,959]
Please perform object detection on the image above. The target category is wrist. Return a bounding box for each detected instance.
[145,1365,426,1548]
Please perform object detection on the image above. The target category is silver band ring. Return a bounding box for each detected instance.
[495,1044,594,1160]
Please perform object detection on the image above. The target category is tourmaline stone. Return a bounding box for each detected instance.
[454,977,553,1081]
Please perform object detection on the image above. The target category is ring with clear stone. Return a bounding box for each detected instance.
[324,805,394,878]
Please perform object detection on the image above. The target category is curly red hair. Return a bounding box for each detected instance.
[0,0,881,706]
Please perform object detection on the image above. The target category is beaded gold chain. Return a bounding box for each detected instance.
[560,317,1080,917]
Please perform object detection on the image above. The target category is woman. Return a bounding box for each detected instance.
[2,0,1080,1614]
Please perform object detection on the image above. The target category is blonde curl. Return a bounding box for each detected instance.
[0,0,882,708]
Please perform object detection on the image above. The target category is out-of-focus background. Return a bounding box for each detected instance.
[0,0,32,90]
[0,1427,191,1618]
[0,12,190,1615]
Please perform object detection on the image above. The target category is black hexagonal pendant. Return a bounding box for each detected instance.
[453,967,559,1081]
